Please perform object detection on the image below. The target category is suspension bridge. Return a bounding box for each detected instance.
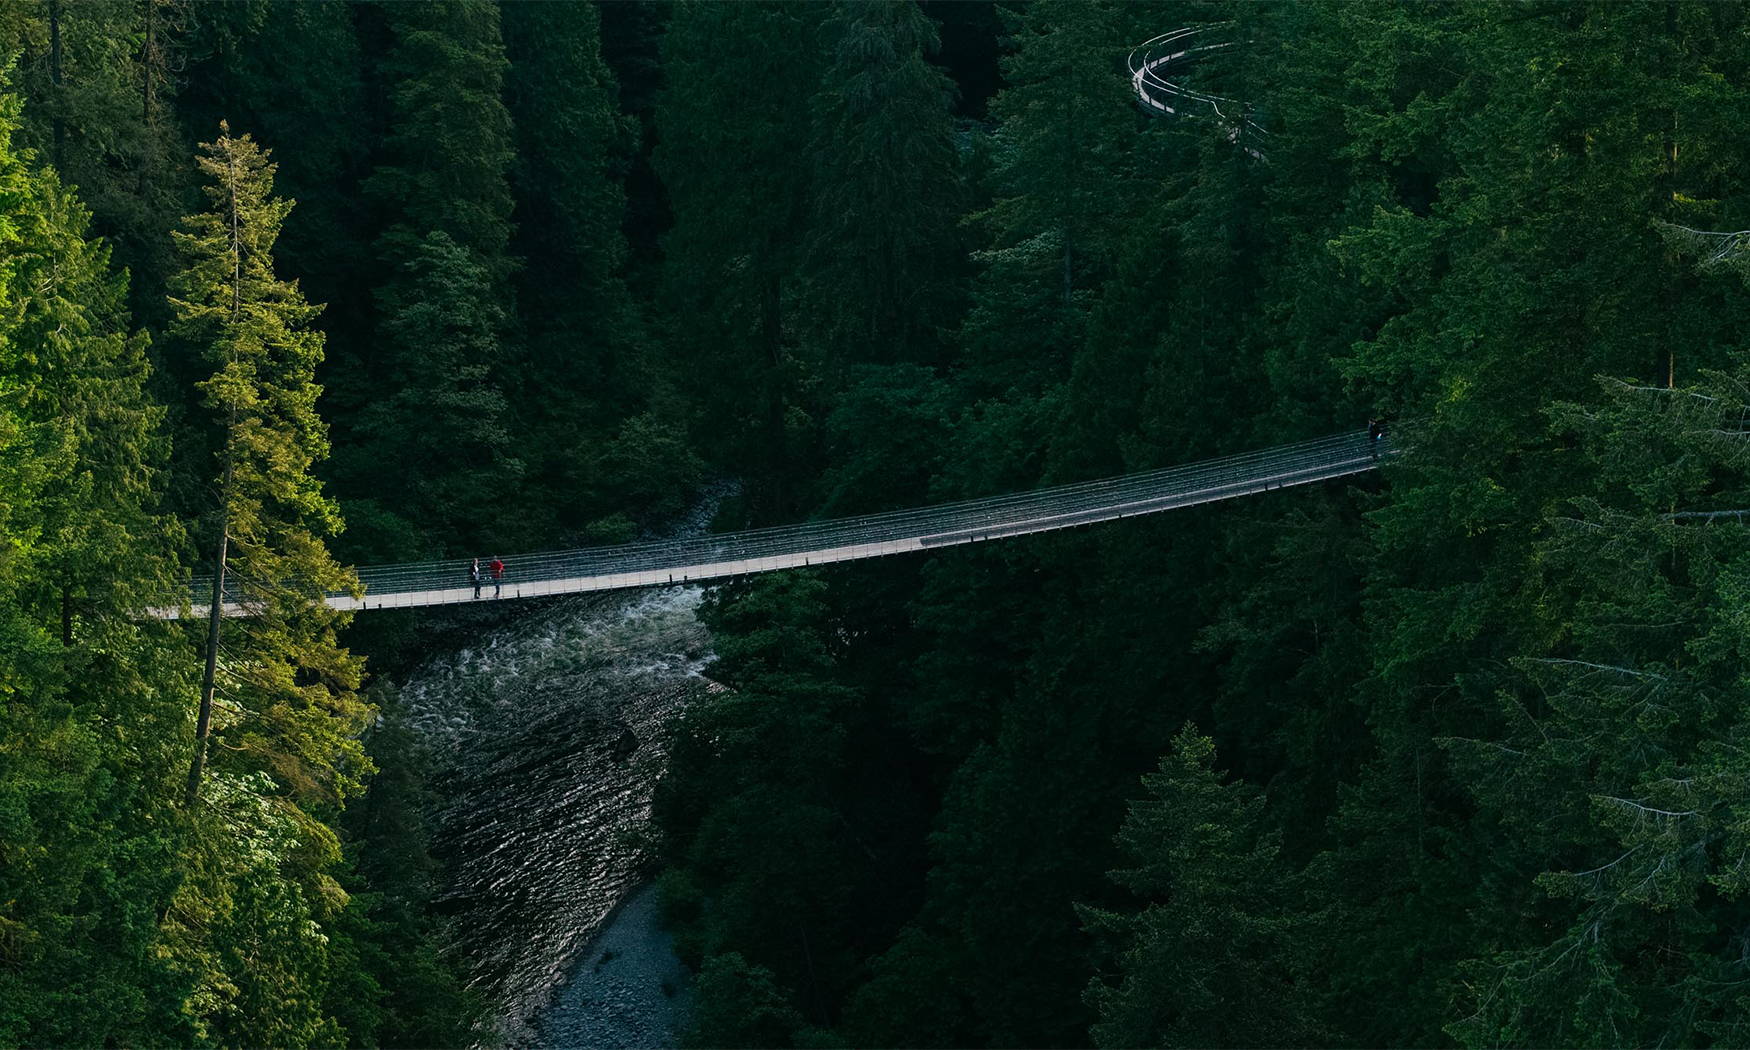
[162,29,1334,622]
[162,431,1392,618]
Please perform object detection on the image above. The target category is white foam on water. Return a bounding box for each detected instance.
[400,487,736,1046]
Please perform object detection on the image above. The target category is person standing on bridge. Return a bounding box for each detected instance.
[470,557,482,599]
[491,555,505,597]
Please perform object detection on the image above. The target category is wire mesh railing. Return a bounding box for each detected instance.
[162,430,1392,617]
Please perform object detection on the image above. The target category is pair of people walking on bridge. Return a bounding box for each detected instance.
[470,556,505,598]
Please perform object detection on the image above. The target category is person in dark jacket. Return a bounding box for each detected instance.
[470,557,482,599]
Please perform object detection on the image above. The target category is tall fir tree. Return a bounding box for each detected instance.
[343,229,519,556]
[655,0,827,518]
[1080,725,1311,1048]
[18,164,173,640]
[961,0,1149,407]
[0,82,194,1047]
[174,0,374,411]
[368,0,515,281]
[340,0,522,556]
[170,123,368,809]
[803,0,963,375]
[502,0,693,538]
[160,122,376,1045]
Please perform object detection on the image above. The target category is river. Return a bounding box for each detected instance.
[398,583,714,1046]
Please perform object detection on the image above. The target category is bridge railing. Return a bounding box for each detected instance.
[173,430,1387,611]
[1129,25,1268,156]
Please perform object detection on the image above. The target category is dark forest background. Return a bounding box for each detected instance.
[7,1,1750,1046]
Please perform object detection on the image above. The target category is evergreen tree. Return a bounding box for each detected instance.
[961,0,1148,405]
[1443,364,1750,1045]
[1308,5,1750,1042]
[340,229,521,556]
[174,0,373,393]
[17,164,173,640]
[684,952,808,1050]
[7,0,190,330]
[1080,725,1311,1048]
[656,572,867,1031]
[502,0,632,376]
[337,683,482,1048]
[161,122,375,1044]
[170,123,368,809]
[979,0,1141,304]
[655,0,827,517]
[369,0,515,281]
[803,0,962,375]
[0,82,193,1048]
[502,0,693,538]
[343,0,521,555]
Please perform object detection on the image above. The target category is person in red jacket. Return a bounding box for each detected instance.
[490,556,505,597]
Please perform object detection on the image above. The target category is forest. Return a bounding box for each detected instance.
[5,0,1750,1046]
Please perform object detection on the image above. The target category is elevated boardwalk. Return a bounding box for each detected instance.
[165,431,1390,618]
[1129,25,1267,157]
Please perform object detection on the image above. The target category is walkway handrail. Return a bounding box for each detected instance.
[1129,25,1267,156]
[160,430,1394,617]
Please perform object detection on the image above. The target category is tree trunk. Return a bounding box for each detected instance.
[185,520,229,807]
[1062,225,1075,306]
[142,0,157,129]
[1661,5,1677,388]
[188,130,246,808]
[762,271,787,516]
[48,0,64,172]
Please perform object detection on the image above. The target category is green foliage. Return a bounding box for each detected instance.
[159,125,384,1044]
[369,0,515,280]
[17,3,1750,1047]
[343,229,521,556]
[816,364,952,515]
[171,124,370,807]
[655,4,1750,1048]
[977,0,1148,307]
[655,0,827,516]
[175,1,373,384]
[1081,725,1311,1048]
[7,0,190,327]
[1438,371,1750,1047]
[657,571,913,1034]
[160,771,347,1048]
[18,163,175,626]
[803,0,963,374]
[339,684,483,1048]
[0,76,194,1048]
[684,952,807,1050]
[503,0,672,537]
[337,0,531,558]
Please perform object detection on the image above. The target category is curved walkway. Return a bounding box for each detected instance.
[1129,25,1266,157]
[164,431,1391,618]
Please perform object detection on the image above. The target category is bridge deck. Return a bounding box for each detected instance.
[162,432,1388,618]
